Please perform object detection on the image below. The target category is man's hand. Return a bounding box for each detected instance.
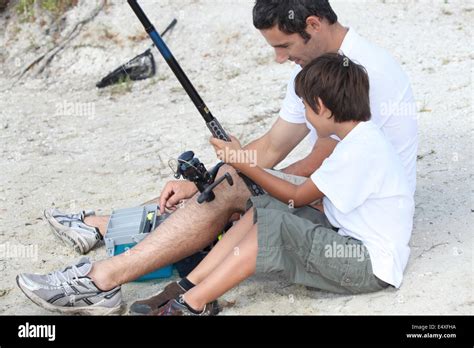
[159,180,198,214]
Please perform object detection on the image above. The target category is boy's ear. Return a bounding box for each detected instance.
[317,98,333,119]
[316,97,325,113]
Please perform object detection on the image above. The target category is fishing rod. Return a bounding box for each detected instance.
[127,0,264,197]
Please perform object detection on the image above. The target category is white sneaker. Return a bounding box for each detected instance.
[17,258,124,315]
[44,208,102,254]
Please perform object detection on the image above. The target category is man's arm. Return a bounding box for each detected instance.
[280,137,339,177]
[243,117,309,169]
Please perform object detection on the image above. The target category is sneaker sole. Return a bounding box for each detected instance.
[211,301,220,316]
[129,300,221,316]
[43,209,88,255]
[16,275,125,316]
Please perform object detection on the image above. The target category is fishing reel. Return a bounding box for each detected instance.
[172,151,234,204]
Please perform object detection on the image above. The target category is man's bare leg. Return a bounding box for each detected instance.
[183,222,258,311]
[84,215,110,237]
[88,165,252,291]
[186,209,255,285]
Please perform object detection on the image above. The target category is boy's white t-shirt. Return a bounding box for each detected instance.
[280,28,418,195]
[311,121,414,288]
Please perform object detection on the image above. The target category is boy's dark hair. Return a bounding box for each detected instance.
[253,0,338,42]
[295,53,371,123]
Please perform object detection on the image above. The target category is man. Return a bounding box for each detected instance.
[17,0,417,315]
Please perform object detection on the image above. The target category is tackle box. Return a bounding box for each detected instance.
[104,204,174,281]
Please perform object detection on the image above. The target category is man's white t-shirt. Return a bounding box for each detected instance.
[280,28,418,195]
[311,121,414,288]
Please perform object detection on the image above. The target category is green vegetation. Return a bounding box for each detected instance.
[16,0,35,21]
[16,0,78,21]
[109,76,133,96]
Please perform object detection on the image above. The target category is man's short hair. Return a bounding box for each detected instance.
[294,53,371,123]
[253,0,338,42]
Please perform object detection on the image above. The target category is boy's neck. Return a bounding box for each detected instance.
[334,121,362,140]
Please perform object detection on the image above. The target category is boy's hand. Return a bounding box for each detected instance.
[209,135,243,165]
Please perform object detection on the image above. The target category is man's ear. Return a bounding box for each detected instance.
[306,16,323,33]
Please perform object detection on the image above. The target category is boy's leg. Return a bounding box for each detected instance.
[186,209,255,285]
[128,209,256,315]
[183,223,258,311]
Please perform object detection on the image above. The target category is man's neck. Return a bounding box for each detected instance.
[327,22,349,53]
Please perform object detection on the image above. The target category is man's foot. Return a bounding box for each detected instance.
[44,208,102,254]
[151,295,220,316]
[129,281,187,315]
[16,258,124,315]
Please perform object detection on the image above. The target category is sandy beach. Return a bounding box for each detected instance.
[0,0,472,315]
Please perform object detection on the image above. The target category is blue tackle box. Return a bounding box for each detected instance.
[104,204,174,281]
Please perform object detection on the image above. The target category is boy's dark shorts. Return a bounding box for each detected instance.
[247,194,390,294]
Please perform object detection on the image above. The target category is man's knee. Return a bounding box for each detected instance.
[215,164,251,209]
[217,164,246,192]
[217,164,237,178]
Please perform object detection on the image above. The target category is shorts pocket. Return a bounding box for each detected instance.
[305,235,368,291]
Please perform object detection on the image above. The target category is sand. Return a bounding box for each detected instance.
[0,0,472,315]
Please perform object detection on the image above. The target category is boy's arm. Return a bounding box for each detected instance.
[210,135,324,207]
[235,163,324,207]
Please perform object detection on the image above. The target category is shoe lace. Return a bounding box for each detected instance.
[48,264,84,287]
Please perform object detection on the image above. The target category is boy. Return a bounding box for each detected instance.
[153,53,414,315]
